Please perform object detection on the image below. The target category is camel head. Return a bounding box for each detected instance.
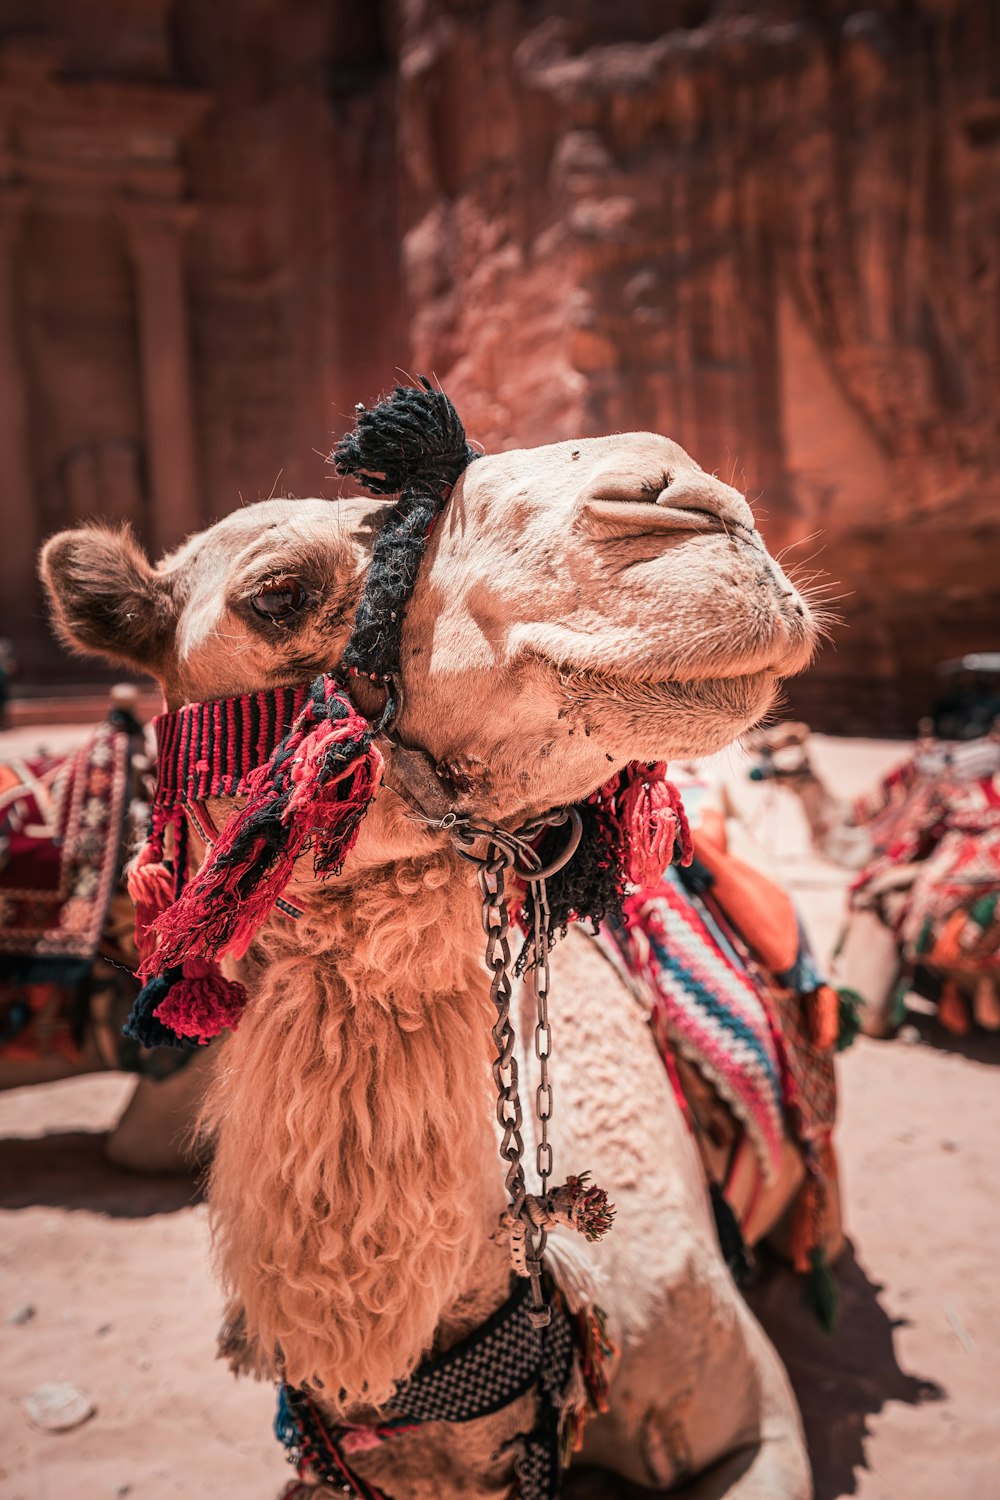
[744,721,815,782]
[41,421,815,831]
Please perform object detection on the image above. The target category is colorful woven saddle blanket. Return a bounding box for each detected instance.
[592,840,839,1190]
[851,737,1000,840]
[595,867,789,1182]
[0,721,132,1057]
[898,777,1000,972]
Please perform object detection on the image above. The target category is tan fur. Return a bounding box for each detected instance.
[204,848,509,1406]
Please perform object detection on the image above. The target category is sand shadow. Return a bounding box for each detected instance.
[887,976,1000,1063]
[566,1240,941,1500]
[899,1005,1000,1065]
[0,1130,203,1216]
[746,1241,943,1499]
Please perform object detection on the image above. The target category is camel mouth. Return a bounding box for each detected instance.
[538,595,815,716]
[554,662,784,749]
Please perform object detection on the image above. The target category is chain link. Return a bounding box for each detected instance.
[530,875,554,1194]
[476,848,525,1206]
[524,873,555,1322]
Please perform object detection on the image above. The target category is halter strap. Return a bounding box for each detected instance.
[152,684,311,813]
[151,680,459,839]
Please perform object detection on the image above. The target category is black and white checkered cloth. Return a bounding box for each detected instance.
[276,1276,578,1500]
[392,1274,574,1424]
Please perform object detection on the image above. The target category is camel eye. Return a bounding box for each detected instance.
[249,579,307,622]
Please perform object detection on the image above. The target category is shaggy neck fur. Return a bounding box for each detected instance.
[204,845,510,1410]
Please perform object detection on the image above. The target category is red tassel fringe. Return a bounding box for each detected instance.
[606,762,693,885]
[152,960,249,1043]
[128,839,177,962]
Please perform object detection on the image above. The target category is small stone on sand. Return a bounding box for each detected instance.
[23,1381,95,1432]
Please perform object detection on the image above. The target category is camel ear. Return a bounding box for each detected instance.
[40,526,174,673]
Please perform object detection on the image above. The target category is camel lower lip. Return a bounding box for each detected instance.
[556,665,785,742]
[662,670,775,698]
[558,665,777,700]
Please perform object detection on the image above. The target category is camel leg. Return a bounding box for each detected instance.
[570,1432,810,1500]
[831,909,900,1038]
[937,979,971,1036]
[573,1311,810,1500]
[670,1441,810,1500]
[105,1046,214,1173]
[0,1040,211,1174]
[583,1259,809,1500]
[666,1296,812,1500]
[973,975,1000,1031]
[0,1049,105,1090]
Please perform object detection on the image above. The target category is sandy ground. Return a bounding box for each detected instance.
[1,727,997,1499]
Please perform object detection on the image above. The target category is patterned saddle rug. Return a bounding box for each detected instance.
[0,720,133,1060]
[851,753,1000,974]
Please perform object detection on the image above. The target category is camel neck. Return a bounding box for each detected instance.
[790,769,837,833]
[203,846,513,1411]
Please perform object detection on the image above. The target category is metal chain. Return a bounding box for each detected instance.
[476,843,527,1215]
[475,840,551,1325]
[530,874,553,1207]
[453,807,584,1331]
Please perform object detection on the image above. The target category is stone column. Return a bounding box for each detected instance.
[121,200,201,555]
[0,188,39,647]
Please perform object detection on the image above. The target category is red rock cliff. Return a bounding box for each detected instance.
[1,1,996,732]
[395,1,1000,733]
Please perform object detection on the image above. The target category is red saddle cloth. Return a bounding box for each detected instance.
[0,721,130,987]
[851,759,1000,973]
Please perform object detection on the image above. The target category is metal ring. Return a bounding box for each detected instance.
[449,806,583,880]
[517,807,570,840]
[512,806,583,881]
[452,822,523,869]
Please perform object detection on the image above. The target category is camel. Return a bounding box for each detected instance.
[745,722,1000,1037]
[41,393,821,1499]
[742,723,872,870]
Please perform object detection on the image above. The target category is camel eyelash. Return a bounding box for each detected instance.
[237,578,322,629]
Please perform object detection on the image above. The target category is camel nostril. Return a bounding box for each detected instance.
[656,477,757,536]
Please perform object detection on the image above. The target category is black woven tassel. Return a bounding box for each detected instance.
[123,968,189,1050]
[802,1246,839,1333]
[517,801,627,974]
[332,379,477,684]
[332,376,476,498]
[710,1182,753,1286]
